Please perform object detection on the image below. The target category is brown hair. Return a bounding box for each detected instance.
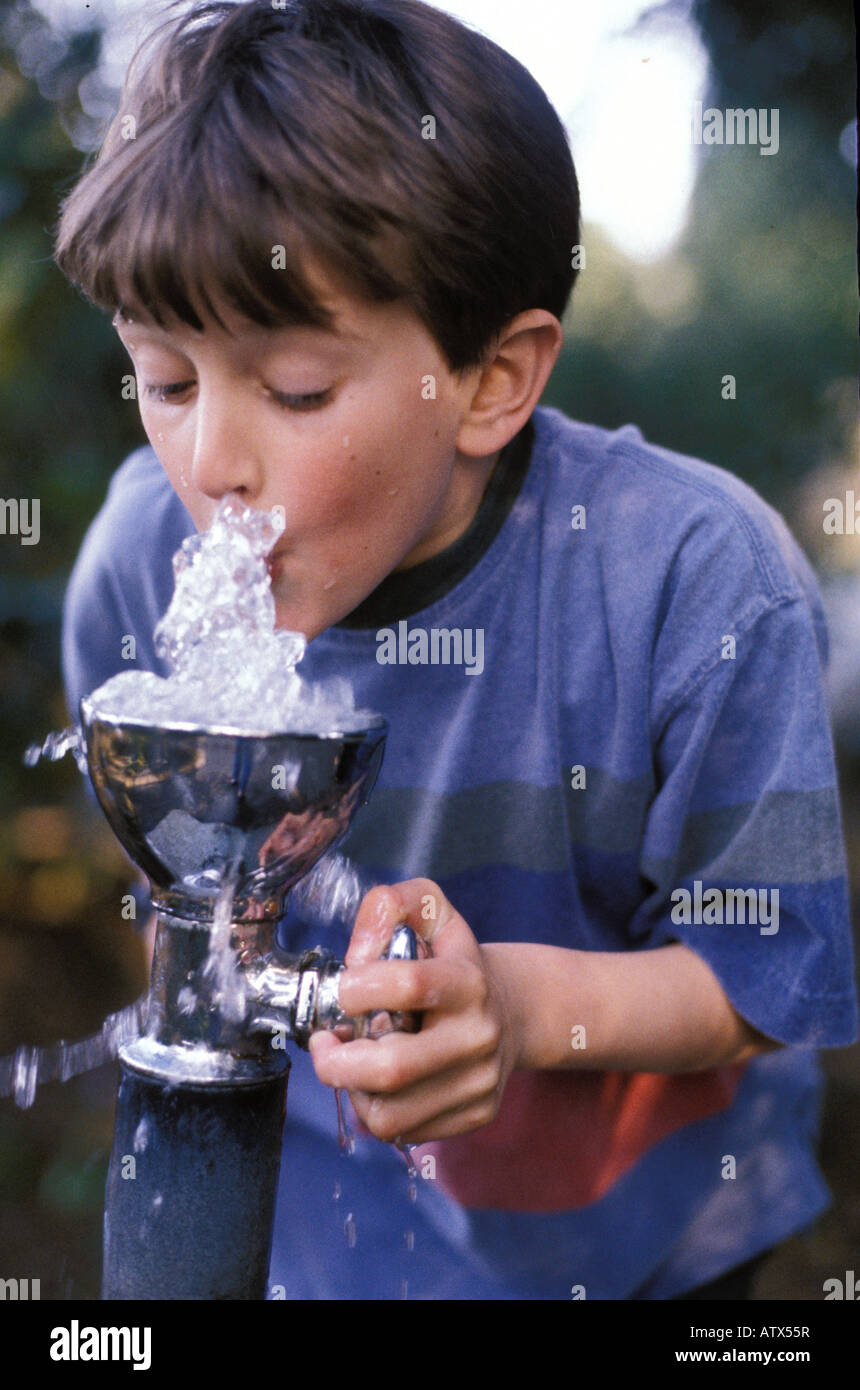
[54,0,580,372]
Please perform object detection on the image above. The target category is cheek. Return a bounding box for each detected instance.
[332,398,455,520]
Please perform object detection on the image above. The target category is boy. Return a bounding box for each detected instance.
[55,0,857,1299]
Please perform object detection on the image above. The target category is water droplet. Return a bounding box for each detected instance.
[335,1088,355,1155]
[399,1277,409,1300]
[342,435,350,448]
[176,986,197,1015]
[396,1140,418,1179]
[344,1212,357,1248]
[12,1046,38,1109]
[404,1229,415,1251]
[332,1180,342,1202]
[387,487,399,497]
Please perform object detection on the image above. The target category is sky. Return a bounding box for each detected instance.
[28,0,710,260]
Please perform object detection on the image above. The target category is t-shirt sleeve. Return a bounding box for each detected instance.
[62,447,194,719]
[632,585,858,1048]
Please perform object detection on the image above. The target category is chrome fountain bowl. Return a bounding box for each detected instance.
[80,695,387,923]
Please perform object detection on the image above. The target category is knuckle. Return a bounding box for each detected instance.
[400,967,427,1010]
[458,1098,495,1135]
[482,1057,503,1095]
[476,1096,499,1126]
[410,876,439,898]
[368,1099,400,1143]
[463,960,489,1007]
[473,1014,500,1056]
[364,884,398,916]
[374,1049,406,1093]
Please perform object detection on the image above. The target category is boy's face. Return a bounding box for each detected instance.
[114,264,491,640]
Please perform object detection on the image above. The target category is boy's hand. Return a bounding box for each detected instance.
[308,879,523,1144]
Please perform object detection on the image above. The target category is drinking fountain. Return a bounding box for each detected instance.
[81,695,421,1300]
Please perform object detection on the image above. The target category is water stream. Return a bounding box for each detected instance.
[23,724,87,773]
[0,996,147,1109]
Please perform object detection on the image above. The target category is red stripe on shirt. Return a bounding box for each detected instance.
[412,1065,747,1211]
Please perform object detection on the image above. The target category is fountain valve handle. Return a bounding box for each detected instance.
[247,921,430,1051]
[301,921,430,1045]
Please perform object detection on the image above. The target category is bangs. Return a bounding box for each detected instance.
[54,0,580,372]
[55,75,409,336]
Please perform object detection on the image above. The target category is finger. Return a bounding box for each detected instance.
[346,878,453,965]
[393,1095,502,1145]
[308,1029,342,1064]
[311,1011,499,1094]
[346,1059,501,1145]
[346,884,406,965]
[337,955,483,1020]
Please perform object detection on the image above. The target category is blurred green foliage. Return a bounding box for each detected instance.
[548,0,858,507]
[0,0,145,811]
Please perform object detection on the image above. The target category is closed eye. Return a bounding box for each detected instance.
[140,382,333,411]
[269,387,333,412]
[142,380,195,403]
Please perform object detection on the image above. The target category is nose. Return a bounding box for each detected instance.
[189,384,264,502]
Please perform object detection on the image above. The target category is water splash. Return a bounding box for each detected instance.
[176,986,197,1016]
[0,996,147,1109]
[23,725,87,774]
[293,852,371,929]
[201,872,246,1026]
[87,496,371,733]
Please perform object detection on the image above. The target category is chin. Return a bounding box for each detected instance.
[273,599,323,641]
[272,572,371,638]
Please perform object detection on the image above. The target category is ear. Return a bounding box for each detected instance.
[456,310,564,458]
